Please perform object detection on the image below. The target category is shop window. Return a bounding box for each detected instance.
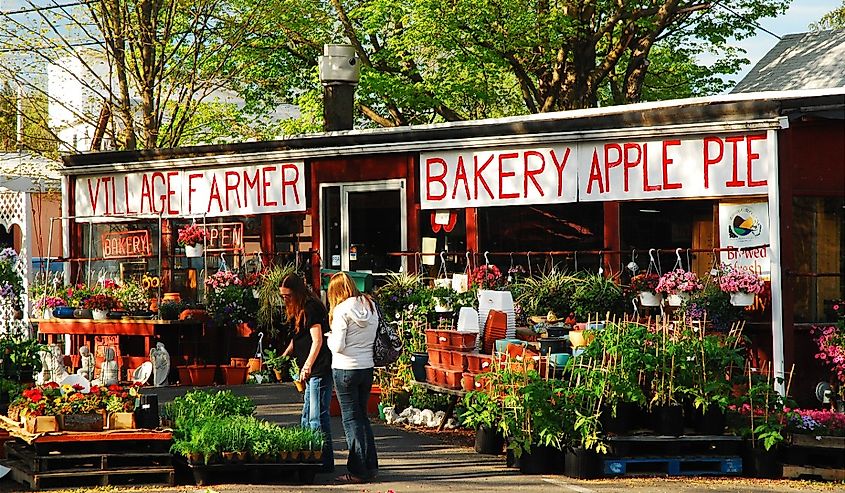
[273,213,308,266]
[79,220,161,285]
[478,203,603,273]
[419,210,467,277]
[792,196,844,323]
[620,200,716,276]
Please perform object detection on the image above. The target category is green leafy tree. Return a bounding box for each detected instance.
[232,0,789,129]
[810,1,845,30]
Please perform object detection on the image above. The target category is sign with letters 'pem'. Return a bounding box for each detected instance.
[75,162,305,222]
[420,130,774,209]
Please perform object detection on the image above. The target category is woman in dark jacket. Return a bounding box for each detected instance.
[279,273,334,472]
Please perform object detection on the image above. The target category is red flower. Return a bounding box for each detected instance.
[72,384,84,391]
[44,381,60,389]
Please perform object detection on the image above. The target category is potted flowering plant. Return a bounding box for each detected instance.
[811,302,845,409]
[178,223,208,257]
[84,294,119,320]
[33,295,66,319]
[630,273,661,307]
[718,266,765,306]
[471,264,504,290]
[656,269,703,307]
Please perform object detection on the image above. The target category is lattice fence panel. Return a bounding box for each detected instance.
[0,192,31,336]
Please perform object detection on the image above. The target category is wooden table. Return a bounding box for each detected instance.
[34,318,203,355]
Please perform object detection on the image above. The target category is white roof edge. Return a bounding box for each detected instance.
[276,87,845,141]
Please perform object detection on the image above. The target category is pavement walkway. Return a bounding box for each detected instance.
[1,383,843,492]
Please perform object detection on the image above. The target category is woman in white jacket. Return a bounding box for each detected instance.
[326,272,379,483]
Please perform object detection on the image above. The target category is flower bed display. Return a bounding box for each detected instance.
[6,382,140,432]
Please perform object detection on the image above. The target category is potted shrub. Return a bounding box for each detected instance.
[571,273,623,322]
[158,300,185,321]
[511,270,580,323]
[263,348,288,381]
[289,359,305,393]
[657,269,703,307]
[461,391,504,455]
[718,266,765,306]
[630,273,661,307]
[84,294,119,320]
[178,223,208,258]
[431,286,455,313]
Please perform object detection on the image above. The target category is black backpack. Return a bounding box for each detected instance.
[372,303,402,367]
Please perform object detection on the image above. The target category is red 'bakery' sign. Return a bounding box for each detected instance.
[102,230,152,258]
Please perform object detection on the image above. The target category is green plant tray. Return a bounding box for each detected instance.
[173,456,321,486]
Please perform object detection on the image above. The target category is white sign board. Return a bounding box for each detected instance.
[420,130,774,209]
[75,162,306,222]
[719,201,771,279]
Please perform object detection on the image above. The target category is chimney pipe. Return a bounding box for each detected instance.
[319,44,360,132]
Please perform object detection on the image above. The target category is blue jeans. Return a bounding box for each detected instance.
[333,368,378,479]
[302,374,334,471]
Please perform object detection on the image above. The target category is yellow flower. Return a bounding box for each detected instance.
[61,384,73,394]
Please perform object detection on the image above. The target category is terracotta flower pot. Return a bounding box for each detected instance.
[247,358,262,374]
[293,380,306,393]
[221,365,248,385]
[230,358,248,367]
[188,365,216,387]
[177,365,193,386]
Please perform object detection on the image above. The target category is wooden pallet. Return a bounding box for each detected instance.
[5,441,171,473]
[606,435,744,457]
[603,455,742,476]
[5,458,174,490]
[782,464,845,481]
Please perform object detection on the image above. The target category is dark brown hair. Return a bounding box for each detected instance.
[279,274,319,332]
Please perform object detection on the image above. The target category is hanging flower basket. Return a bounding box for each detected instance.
[730,291,756,307]
[666,292,690,307]
[185,244,204,258]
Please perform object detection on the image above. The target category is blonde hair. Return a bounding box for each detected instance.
[327,272,372,323]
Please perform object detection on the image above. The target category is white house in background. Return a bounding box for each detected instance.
[47,53,114,153]
[46,53,301,152]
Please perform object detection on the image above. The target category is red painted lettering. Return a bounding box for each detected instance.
[623,143,640,192]
[604,143,622,193]
[498,152,519,199]
[725,136,745,187]
[703,136,724,189]
[281,164,300,206]
[587,150,604,194]
[243,169,261,207]
[124,176,136,215]
[523,151,545,197]
[662,140,682,190]
[452,156,471,201]
[166,172,179,215]
[425,157,448,201]
[474,154,495,200]
[207,174,223,213]
[87,178,102,215]
[151,172,166,214]
[140,174,154,213]
[642,143,660,192]
[224,171,242,210]
[187,173,202,214]
[746,133,767,187]
[550,148,570,197]
[262,166,278,207]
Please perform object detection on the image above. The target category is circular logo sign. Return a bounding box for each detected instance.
[728,207,762,239]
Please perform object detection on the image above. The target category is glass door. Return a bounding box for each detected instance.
[321,180,406,275]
